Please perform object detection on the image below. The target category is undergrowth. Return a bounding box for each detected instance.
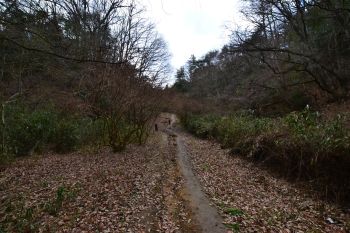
[0,101,153,162]
[181,107,350,203]
[0,103,106,163]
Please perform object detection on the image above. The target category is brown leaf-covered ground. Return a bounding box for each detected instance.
[0,131,199,232]
[183,133,350,232]
[1,116,350,233]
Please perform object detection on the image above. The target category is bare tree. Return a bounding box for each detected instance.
[232,0,350,100]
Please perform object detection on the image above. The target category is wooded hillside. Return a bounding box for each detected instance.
[0,0,170,158]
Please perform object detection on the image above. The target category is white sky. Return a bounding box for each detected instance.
[142,0,246,80]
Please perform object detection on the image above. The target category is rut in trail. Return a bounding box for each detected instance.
[164,114,226,233]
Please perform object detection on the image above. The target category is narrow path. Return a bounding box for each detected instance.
[175,135,226,233]
[164,114,226,233]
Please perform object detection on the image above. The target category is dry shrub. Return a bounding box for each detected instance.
[84,64,163,152]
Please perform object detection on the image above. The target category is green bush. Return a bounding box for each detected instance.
[77,118,106,146]
[104,117,137,152]
[181,113,274,151]
[5,106,57,156]
[284,107,349,155]
[52,120,79,153]
[1,101,153,159]
[215,115,273,150]
[181,114,220,138]
[182,107,349,163]
[50,117,107,153]
[1,103,107,158]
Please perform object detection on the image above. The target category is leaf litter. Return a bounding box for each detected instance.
[1,123,349,232]
[183,133,350,233]
[0,132,198,232]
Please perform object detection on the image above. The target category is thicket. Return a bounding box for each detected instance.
[0,103,104,159]
[181,107,350,202]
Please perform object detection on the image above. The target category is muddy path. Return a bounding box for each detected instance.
[174,134,226,233]
[160,114,226,233]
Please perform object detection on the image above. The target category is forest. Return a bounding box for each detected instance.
[1,0,350,232]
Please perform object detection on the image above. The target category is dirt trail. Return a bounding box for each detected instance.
[163,114,226,233]
[175,135,227,233]
[1,112,225,233]
[2,113,348,232]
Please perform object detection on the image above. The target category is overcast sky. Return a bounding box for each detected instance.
[142,0,246,80]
